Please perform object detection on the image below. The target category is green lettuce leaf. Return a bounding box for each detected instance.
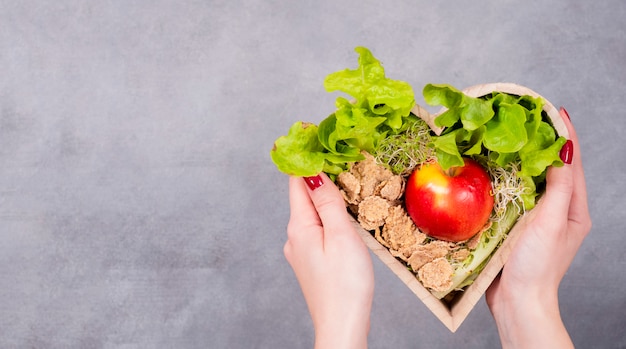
[423,83,464,109]
[483,103,528,153]
[461,97,494,131]
[520,136,566,177]
[323,46,385,101]
[270,122,327,177]
[432,128,467,168]
[463,125,486,155]
[520,175,538,210]
[333,99,387,153]
[271,46,415,178]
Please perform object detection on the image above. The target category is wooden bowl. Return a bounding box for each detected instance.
[354,83,569,332]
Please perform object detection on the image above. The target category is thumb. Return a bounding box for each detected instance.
[303,173,355,236]
[534,140,574,229]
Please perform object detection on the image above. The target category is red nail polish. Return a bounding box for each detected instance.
[560,106,571,121]
[304,175,324,190]
[559,140,573,164]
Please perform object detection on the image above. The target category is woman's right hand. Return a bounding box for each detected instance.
[284,173,374,349]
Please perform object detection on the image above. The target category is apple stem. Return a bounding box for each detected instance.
[445,167,459,177]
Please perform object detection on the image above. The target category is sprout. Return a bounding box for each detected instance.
[485,158,531,225]
[375,118,436,176]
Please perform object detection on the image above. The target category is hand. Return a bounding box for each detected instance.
[486,107,592,348]
[284,173,374,349]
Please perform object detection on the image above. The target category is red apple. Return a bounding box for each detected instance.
[404,158,494,242]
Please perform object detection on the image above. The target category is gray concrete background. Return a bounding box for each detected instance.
[1,0,624,348]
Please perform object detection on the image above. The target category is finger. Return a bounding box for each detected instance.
[534,108,576,229]
[303,173,355,238]
[288,176,321,227]
[560,107,588,206]
[559,108,592,237]
[539,163,574,226]
[287,176,323,248]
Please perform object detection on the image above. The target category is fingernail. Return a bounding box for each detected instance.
[304,175,324,190]
[560,106,571,121]
[559,140,573,164]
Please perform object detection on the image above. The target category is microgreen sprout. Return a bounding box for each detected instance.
[485,158,530,224]
[375,118,436,176]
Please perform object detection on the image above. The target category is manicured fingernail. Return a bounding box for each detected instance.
[560,106,571,121]
[560,139,573,164]
[304,175,324,190]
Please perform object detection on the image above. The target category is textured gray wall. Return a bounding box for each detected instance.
[1,1,624,348]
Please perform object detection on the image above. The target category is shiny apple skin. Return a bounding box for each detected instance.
[404,158,494,242]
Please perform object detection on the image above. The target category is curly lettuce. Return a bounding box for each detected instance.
[270,47,415,177]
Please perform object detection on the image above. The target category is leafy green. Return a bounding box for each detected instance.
[423,84,566,209]
[483,103,528,153]
[424,84,494,131]
[519,122,567,177]
[431,128,468,168]
[270,122,327,177]
[322,47,415,139]
[270,47,415,177]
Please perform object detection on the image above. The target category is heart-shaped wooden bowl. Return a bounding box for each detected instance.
[353,83,569,332]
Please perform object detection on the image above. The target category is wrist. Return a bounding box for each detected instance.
[490,286,573,349]
[490,283,558,321]
[314,317,369,349]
